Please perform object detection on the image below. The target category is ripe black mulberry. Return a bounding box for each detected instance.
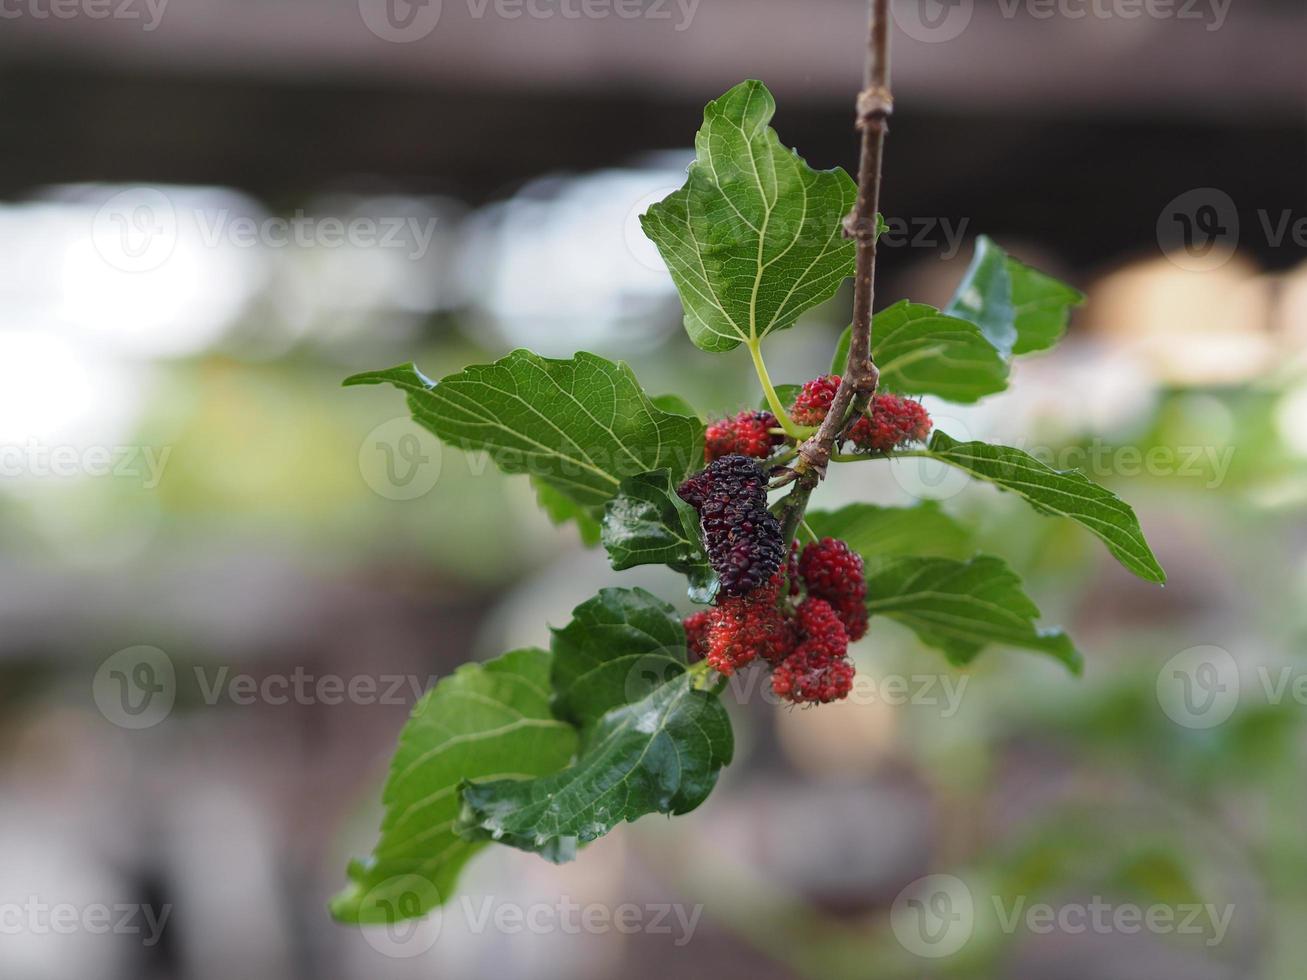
[677,455,785,597]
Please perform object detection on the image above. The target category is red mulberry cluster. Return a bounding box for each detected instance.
[686,591,855,703]
[798,537,869,641]
[676,460,868,704]
[789,376,932,455]
[704,411,782,463]
[684,576,796,676]
[848,394,933,453]
[677,455,785,597]
[789,374,842,426]
[771,598,855,704]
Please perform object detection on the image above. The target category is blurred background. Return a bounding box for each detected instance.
[1,0,1305,977]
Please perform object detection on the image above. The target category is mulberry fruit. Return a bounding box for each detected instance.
[705,411,782,463]
[790,375,842,426]
[830,596,869,644]
[798,537,864,598]
[798,537,869,641]
[773,645,855,704]
[771,598,855,704]
[675,467,714,511]
[702,592,797,675]
[795,595,848,647]
[684,611,712,662]
[847,394,933,453]
[677,455,785,597]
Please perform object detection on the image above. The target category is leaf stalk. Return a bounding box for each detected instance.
[746,339,802,438]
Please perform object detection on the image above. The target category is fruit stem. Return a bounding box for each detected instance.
[776,471,820,547]
[688,659,728,695]
[769,446,801,468]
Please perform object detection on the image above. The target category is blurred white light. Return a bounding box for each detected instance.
[460,158,691,356]
[269,194,459,349]
[0,808,130,980]
[999,343,1160,443]
[0,187,265,361]
[1276,383,1307,458]
[0,330,140,450]
[50,185,266,358]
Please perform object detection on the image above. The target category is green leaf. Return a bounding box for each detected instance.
[866,555,1082,673]
[945,236,1084,356]
[920,432,1166,584]
[871,300,1010,403]
[640,80,857,353]
[345,352,704,512]
[830,301,1009,403]
[533,477,602,547]
[459,672,732,863]
[1008,255,1085,355]
[806,502,974,573]
[945,236,1016,355]
[601,471,717,602]
[460,588,731,862]
[650,392,703,420]
[330,648,578,924]
[550,587,691,729]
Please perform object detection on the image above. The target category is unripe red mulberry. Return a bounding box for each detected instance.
[790,375,842,426]
[798,538,869,641]
[798,537,864,599]
[771,598,854,704]
[705,411,782,463]
[702,593,797,675]
[795,595,848,646]
[677,455,785,597]
[684,611,711,662]
[772,649,855,704]
[829,595,869,644]
[847,394,933,453]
